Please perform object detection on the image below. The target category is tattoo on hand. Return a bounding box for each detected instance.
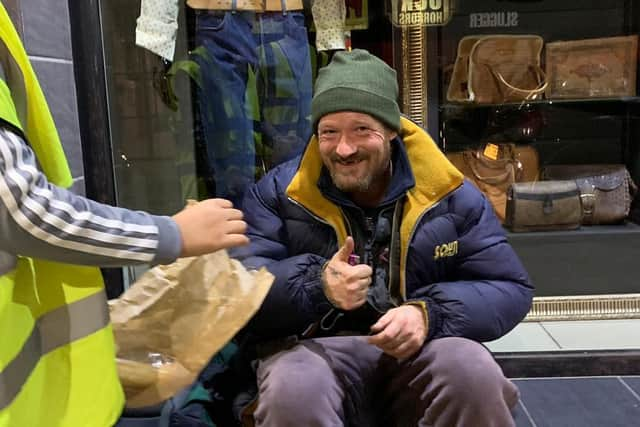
[327,266,341,278]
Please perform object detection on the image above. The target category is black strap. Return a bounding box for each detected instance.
[388,199,404,305]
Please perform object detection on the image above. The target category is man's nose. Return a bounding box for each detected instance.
[335,133,357,157]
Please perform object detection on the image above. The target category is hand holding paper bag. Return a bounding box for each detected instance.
[109,250,273,408]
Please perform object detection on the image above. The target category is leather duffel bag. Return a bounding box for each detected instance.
[447,35,483,102]
[505,180,582,232]
[542,164,637,225]
[468,34,547,104]
[448,34,547,104]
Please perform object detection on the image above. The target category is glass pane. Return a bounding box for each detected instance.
[101,0,197,217]
[428,0,640,345]
[190,9,313,206]
[95,0,640,354]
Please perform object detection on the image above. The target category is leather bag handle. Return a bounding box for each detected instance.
[463,151,515,184]
[472,144,524,181]
[490,64,548,100]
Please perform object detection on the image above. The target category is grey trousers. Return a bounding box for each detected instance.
[253,336,519,427]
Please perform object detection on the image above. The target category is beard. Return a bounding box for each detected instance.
[330,169,374,193]
[321,135,393,194]
[328,153,392,194]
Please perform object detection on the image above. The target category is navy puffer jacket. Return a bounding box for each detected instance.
[233,117,534,344]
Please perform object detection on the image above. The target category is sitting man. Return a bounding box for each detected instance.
[232,49,534,426]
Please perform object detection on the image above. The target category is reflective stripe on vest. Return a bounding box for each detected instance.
[0,289,109,409]
[0,259,124,427]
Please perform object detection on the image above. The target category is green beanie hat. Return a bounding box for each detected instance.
[311,49,401,132]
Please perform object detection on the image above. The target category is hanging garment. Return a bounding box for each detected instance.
[195,10,312,206]
[312,0,347,51]
[136,0,180,61]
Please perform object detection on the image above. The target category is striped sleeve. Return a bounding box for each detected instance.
[0,126,182,266]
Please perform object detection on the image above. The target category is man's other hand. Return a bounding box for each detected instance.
[368,305,427,359]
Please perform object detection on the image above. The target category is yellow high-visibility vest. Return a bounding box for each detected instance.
[0,4,124,426]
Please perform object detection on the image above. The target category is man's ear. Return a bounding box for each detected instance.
[387,130,398,141]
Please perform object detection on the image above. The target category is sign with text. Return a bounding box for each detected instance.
[469,11,519,28]
[389,0,455,27]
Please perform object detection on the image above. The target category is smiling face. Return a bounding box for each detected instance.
[317,112,397,200]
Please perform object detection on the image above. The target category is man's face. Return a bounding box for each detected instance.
[317,112,397,193]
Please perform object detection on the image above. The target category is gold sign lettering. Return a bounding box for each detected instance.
[391,0,454,27]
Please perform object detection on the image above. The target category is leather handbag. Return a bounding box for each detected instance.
[505,180,583,232]
[541,164,638,225]
[447,143,540,221]
[467,35,547,104]
[498,143,540,182]
[447,35,483,102]
[545,35,638,99]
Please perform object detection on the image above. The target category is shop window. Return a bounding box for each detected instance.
[395,0,640,320]
[93,0,640,321]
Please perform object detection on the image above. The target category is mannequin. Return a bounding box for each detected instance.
[136,1,352,205]
[187,0,303,11]
[187,0,312,206]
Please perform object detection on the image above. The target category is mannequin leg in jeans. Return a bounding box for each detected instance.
[253,336,518,427]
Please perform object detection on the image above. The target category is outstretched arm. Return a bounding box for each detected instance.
[0,126,248,270]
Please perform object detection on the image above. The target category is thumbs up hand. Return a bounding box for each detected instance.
[322,237,373,311]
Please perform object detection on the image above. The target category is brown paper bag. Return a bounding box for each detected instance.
[109,250,273,408]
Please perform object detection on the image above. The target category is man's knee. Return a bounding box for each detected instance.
[421,337,518,404]
[259,344,338,398]
[255,344,345,424]
[427,337,497,371]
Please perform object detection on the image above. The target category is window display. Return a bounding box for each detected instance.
[414,0,640,313]
[191,1,313,206]
[92,0,640,316]
[135,0,313,207]
[440,28,639,232]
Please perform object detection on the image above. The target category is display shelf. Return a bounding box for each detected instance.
[440,96,640,111]
[507,223,640,297]
[505,222,640,239]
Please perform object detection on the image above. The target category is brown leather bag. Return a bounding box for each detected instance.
[505,180,583,232]
[545,35,638,99]
[447,35,483,102]
[541,164,638,224]
[467,35,547,104]
[447,143,540,221]
[498,143,540,182]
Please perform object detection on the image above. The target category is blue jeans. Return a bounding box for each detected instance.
[195,11,312,206]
